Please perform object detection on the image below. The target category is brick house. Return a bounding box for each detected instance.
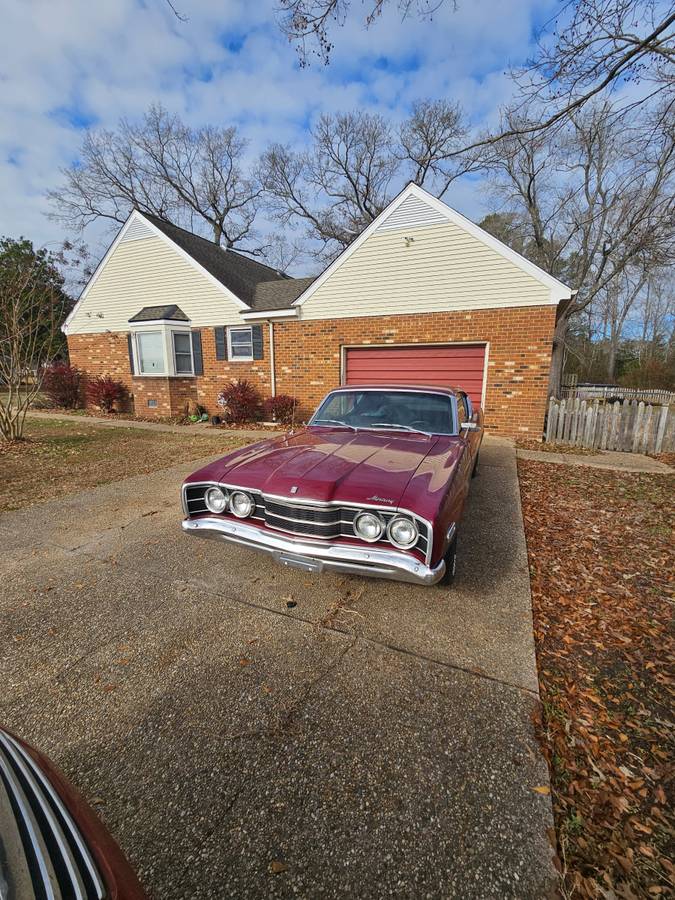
[64,183,571,436]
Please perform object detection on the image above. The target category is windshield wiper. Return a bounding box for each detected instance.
[312,418,358,432]
[370,422,432,437]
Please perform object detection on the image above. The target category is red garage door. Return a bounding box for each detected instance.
[345,344,486,409]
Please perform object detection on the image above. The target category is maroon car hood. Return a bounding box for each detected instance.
[191,427,456,508]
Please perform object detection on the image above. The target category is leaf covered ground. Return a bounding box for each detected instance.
[518,460,674,898]
[0,418,248,512]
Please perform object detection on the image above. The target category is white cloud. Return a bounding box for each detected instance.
[0,0,558,260]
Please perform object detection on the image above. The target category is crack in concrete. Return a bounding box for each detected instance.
[187,576,540,700]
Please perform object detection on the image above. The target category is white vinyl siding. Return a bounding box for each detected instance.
[299,221,551,321]
[67,236,243,334]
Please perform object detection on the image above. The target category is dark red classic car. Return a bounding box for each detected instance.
[0,726,147,899]
[182,386,483,586]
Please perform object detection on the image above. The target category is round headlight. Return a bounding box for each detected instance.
[205,486,228,514]
[354,511,384,543]
[387,516,419,549]
[230,490,254,519]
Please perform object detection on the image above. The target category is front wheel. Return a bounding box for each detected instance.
[438,534,457,587]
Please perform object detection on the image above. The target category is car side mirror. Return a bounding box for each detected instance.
[461,421,480,433]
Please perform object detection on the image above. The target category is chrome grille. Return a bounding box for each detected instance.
[184,483,430,559]
[0,731,106,900]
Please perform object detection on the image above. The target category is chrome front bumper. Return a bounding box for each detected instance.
[181,516,445,586]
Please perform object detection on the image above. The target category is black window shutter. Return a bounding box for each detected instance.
[214,326,227,360]
[191,331,204,375]
[127,333,136,375]
[252,325,264,360]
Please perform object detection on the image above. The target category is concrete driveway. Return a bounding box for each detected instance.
[0,437,556,899]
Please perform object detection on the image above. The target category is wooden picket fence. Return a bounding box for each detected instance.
[545,398,675,453]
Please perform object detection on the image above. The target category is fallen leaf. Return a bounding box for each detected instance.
[269,861,287,875]
[532,785,550,795]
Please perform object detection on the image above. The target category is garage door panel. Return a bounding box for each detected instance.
[345,344,486,409]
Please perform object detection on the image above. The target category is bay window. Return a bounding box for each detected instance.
[172,332,194,374]
[136,331,167,375]
[131,325,195,377]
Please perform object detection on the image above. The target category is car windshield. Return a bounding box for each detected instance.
[310,390,456,435]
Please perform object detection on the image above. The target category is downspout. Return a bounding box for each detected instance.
[269,320,276,397]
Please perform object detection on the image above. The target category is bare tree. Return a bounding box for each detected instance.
[261,101,474,262]
[0,239,71,441]
[277,0,453,65]
[506,1,675,138]
[485,99,675,394]
[48,104,263,250]
[274,0,674,143]
[600,268,649,381]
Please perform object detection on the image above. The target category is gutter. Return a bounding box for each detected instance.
[269,321,276,397]
[241,308,298,321]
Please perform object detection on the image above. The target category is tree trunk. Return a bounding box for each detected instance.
[606,338,618,382]
[547,315,568,398]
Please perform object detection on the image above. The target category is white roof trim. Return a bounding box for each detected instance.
[62,210,249,334]
[240,308,299,321]
[292,182,571,309]
[127,319,192,327]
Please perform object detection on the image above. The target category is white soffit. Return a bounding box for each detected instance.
[376,194,448,231]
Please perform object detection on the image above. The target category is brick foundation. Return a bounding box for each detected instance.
[67,305,555,435]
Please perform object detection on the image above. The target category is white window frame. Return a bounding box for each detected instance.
[131,322,194,377]
[227,326,254,362]
[172,330,194,376]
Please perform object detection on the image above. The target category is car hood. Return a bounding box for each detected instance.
[191,427,460,509]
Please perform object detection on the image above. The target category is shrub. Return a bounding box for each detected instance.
[263,394,299,425]
[41,363,84,408]
[217,379,262,423]
[86,376,128,413]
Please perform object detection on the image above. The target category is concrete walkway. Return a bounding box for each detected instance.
[0,436,557,899]
[25,408,274,440]
[517,446,673,474]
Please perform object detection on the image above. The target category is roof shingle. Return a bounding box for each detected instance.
[140,212,290,306]
[249,276,316,311]
[128,304,189,322]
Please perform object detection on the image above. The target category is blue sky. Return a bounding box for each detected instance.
[0,0,561,260]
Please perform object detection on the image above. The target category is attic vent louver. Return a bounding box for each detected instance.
[120,218,154,243]
[376,195,448,232]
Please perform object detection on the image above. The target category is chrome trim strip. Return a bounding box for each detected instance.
[5,734,106,899]
[181,517,443,586]
[0,746,56,899]
[0,734,88,900]
[182,481,433,564]
[264,510,340,526]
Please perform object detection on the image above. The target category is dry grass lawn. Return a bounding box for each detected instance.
[0,418,250,512]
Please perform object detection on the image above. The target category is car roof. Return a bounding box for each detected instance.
[330,384,460,397]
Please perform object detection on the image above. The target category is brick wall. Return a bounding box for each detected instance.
[67,305,555,434]
[67,328,273,419]
[273,306,556,436]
